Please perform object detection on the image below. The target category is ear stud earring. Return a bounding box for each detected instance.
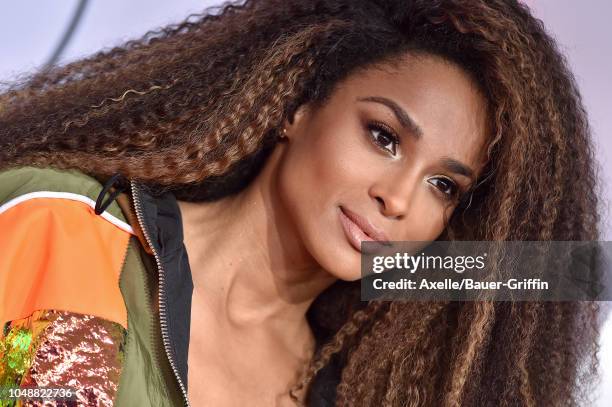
[278,127,288,141]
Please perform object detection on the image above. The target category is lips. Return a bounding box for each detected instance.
[340,206,390,242]
[338,206,392,254]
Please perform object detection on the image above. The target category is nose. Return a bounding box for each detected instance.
[370,168,419,220]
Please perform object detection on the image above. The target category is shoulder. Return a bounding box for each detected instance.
[0,166,139,404]
[0,165,101,198]
[0,165,134,329]
[0,165,130,230]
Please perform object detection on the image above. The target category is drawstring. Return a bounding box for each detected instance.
[95,173,128,215]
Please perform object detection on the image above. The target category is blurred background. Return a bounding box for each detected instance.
[1,0,610,404]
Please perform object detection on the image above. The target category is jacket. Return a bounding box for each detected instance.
[0,166,340,406]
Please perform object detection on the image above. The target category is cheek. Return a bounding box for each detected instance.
[401,194,452,241]
[275,131,343,240]
[275,129,379,280]
[281,128,371,209]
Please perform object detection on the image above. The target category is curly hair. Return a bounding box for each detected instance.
[0,0,603,405]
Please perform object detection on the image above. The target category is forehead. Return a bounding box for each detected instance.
[331,53,490,169]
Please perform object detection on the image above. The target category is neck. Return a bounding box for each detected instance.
[177,169,336,337]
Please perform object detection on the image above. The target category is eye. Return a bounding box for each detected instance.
[428,177,459,201]
[366,121,400,156]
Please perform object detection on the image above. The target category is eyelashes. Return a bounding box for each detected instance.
[427,177,460,201]
[365,120,462,202]
[366,121,400,156]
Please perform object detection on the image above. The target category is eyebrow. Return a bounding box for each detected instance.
[357,96,424,139]
[357,95,476,180]
[440,156,475,180]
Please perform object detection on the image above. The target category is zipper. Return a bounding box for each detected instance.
[130,180,191,407]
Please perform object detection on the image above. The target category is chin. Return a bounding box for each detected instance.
[340,271,363,282]
[306,240,360,282]
[321,268,357,282]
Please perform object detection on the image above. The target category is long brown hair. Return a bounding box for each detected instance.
[0,0,603,405]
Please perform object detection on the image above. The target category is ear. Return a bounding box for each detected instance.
[283,103,310,138]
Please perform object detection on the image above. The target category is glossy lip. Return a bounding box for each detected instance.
[338,206,392,253]
[340,206,390,241]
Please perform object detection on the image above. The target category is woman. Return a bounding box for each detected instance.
[0,0,603,406]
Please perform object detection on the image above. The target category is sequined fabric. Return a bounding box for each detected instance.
[1,310,126,407]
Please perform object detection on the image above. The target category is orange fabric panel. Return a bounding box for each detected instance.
[0,198,129,330]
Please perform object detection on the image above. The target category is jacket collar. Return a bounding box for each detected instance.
[130,181,194,392]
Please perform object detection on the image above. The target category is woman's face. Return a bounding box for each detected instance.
[276,53,489,281]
